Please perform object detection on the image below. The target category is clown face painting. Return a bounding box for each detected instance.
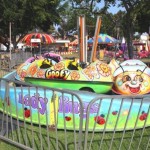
[112,60,150,95]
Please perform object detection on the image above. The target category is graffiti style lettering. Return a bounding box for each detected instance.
[58,96,99,117]
[90,103,99,113]
[31,95,38,109]
[59,96,79,113]
[18,94,99,116]
[38,97,48,114]
[18,93,48,115]
[24,96,31,106]
[45,69,70,80]
[83,102,89,118]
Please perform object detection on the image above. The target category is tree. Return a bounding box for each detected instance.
[70,0,148,59]
[57,1,117,40]
[134,0,150,34]
[0,0,62,50]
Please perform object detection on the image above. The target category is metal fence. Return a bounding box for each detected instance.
[0,78,84,150]
[84,95,150,150]
[0,51,32,72]
[0,78,150,150]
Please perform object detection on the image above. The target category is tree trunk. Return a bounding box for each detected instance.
[126,32,133,59]
[12,34,17,49]
[123,12,134,59]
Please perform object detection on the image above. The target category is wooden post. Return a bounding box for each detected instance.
[90,16,102,62]
[78,15,86,63]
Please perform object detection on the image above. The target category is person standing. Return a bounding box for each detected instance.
[22,46,25,52]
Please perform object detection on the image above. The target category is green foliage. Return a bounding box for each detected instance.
[0,0,149,51]
[0,0,62,45]
[70,0,149,59]
[134,0,150,33]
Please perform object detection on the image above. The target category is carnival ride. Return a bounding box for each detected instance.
[112,59,150,95]
[16,54,115,94]
[0,16,150,131]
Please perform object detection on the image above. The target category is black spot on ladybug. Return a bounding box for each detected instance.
[100,114,105,118]
[141,111,145,114]
[24,107,28,110]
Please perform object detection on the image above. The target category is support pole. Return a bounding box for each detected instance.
[78,15,86,63]
[90,16,102,62]
[9,22,12,60]
[40,42,41,55]
[31,43,33,56]
[85,34,88,63]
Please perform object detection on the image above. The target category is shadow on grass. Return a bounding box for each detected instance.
[1,113,150,150]
[67,127,150,150]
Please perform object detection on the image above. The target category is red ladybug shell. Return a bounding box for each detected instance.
[98,118,106,125]
[65,116,71,121]
[24,109,31,118]
[94,116,101,122]
[112,111,118,115]
[94,116,106,125]
[139,113,147,121]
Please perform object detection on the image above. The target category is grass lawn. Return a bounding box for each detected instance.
[0,123,150,150]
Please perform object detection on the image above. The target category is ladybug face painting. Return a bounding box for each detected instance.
[112,60,150,95]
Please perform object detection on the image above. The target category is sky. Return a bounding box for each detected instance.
[108,5,125,14]
[97,0,125,14]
